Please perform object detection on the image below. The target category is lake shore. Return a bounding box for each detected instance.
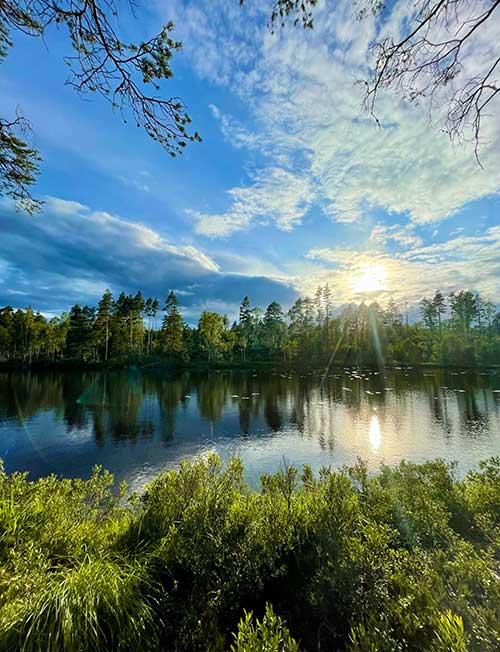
[1,357,500,372]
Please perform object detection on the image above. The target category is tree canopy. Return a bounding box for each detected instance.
[1,286,499,368]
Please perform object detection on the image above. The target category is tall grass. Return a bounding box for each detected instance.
[0,558,157,652]
[0,455,499,651]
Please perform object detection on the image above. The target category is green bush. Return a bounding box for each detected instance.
[0,455,499,651]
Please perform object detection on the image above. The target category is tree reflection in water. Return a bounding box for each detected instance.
[1,367,499,482]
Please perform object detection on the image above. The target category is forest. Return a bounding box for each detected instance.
[1,287,499,368]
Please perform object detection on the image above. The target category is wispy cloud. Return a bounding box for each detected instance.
[168,0,500,234]
[304,225,500,304]
[370,223,423,249]
[209,103,263,151]
[117,171,151,194]
[189,167,315,237]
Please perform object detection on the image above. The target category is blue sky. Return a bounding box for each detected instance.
[0,0,499,322]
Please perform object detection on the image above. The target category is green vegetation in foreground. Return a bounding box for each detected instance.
[1,455,500,651]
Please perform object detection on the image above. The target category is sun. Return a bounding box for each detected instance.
[350,264,387,294]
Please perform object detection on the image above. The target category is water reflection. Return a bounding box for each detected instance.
[369,414,381,451]
[0,367,499,489]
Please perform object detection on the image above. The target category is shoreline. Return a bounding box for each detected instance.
[1,359,499,373]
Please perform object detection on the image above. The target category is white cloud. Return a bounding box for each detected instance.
[306,248,377,267]
[208,103,221,120]
[303,225,500,304]
[219,115,262,151]
[370,223,423,249]
[43,196,89,216]
[160,0,263,87]
[117,175,150,193]
[209,103,270,152]
[255,17,500,225]
[168,0,500,233]
[189,167,315,237]
[403,225,500,267]
[212,250,288,281]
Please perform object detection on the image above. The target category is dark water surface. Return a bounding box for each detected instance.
[1,367,500,490]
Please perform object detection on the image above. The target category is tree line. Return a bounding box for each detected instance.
[1,287,499,367]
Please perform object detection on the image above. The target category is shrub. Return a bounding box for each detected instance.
[230,604,298,652]
[0,455,499,651]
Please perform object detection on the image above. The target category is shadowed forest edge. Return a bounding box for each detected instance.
[1,288,499,368]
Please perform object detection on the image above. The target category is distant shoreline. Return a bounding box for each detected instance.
[1,359,499,373]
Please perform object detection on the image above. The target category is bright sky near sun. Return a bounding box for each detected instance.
[0,0,499,321]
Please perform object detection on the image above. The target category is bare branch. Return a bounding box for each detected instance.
[363,0,500,155]
[247,0,500,159]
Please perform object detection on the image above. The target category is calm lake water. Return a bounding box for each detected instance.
[1,367,500,490]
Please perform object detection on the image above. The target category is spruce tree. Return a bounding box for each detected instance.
[161,291,186,357]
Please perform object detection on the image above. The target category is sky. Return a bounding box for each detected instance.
[0,0,499,323]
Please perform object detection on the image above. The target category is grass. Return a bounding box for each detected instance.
[0,455,499,651]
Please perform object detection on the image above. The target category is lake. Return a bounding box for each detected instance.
[1,367,499,490]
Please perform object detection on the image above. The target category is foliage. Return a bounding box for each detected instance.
[231,604,298,652]
[0,114,42,213]
[198,311,234,361]
[1,287,499,368]
[0,462,159,652]
[0,454,499,651]
[159,291,187,359]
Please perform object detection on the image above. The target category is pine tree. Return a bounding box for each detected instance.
[323,284,332,324]
[238,296,252,361]
[67,304,95,360]
[315,286,324,326]
[161,291,186,357]
[420,298,437,330]
[432,291,446,332]
[263,301,286,351]
[96,289,113,361]
[132,291,145,355]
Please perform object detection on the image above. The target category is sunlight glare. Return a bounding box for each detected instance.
[351,264,387,294]
[369,414,381,451]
